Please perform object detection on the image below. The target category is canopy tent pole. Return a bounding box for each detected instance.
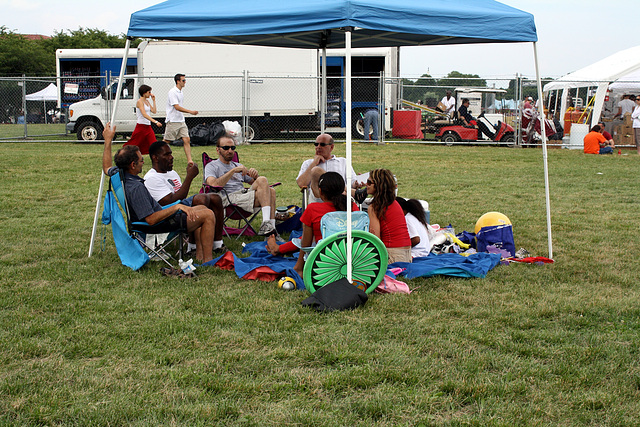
[321,47,327,133]
[590,83,609,128]
[533,41,553,259]
[345,29,353,283]
[89,38,131,257]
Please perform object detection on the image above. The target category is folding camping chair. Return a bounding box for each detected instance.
[200,151,280,239]
[200,151,260,239]
[110,171,185,268]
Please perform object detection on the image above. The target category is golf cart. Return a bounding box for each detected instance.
[435,112,515,144]
[424,87,515,144]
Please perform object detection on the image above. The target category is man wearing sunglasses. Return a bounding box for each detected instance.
[296,133,364,204]
[204,135,279,237]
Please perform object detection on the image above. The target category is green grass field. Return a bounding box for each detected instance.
[1,141,639,425]
[0,123,67,139]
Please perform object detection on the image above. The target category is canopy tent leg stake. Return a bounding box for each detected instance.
[88,38,132,257]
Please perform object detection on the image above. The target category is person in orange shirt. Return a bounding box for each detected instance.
[583,125,613,154]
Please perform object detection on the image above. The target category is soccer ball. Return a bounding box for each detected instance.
[475,212,511,235]
[278,277,296,291]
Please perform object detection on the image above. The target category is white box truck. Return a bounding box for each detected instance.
[65,41,398,141]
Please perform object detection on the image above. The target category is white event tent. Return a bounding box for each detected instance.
[25,83,58,124]
[543,45,640,127]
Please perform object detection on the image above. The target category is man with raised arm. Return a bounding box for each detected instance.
[102,123,216,262]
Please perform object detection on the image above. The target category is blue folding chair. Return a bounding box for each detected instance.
[109,171,185,268]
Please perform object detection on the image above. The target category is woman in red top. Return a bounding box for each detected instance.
[366,168,412,263]
[293,172,356,276]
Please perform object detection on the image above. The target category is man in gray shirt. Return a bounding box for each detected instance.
[204,135,278,237]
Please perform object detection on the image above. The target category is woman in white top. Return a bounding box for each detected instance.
[123,84,162,155]
[632,96,640,155]
[396,197,432,258]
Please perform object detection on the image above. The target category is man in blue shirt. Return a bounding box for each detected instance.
[102,123,217,263]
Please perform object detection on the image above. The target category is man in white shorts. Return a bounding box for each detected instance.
[163,73,198,166]
[204,135,280,237]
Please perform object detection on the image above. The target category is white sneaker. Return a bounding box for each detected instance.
[257,221,276,236]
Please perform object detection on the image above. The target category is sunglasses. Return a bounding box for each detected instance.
[219,145,236,151]
[314,142,332,147]
[366,179,374,185]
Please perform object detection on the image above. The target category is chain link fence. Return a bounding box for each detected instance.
[2,73,634,147]
[0,76,67,140]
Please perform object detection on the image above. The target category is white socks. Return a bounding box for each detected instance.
[261,206,271,222]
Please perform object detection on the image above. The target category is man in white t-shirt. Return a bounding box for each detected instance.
[615,94,636,119]
[163,73,199,166]
[296,133,364,204]
[438,90,456,116]
[144,140,226,253]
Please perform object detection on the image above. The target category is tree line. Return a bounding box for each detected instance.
[402,71,539,106]
[0,26,140,76]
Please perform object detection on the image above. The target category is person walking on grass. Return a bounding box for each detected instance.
[123,84,162,155]
[163,74,198,166]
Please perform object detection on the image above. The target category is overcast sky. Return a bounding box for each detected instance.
[4,0,637,80]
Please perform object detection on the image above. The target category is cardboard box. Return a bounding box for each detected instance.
[613,124,634,145]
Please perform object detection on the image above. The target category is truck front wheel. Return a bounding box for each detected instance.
[77,121,103,142]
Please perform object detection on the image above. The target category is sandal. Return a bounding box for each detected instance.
[160,267,196,279]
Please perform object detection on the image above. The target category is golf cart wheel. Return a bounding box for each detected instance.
[442,131,460,146]
[501,133,515,146]
[303,230,388,294]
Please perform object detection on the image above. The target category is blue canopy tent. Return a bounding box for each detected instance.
[89,0,553,265]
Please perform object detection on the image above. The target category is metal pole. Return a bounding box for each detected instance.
[242,70,249,143]
[321,47,327,133]
[378,72,385,144]
[533,42,553,259]
[345,30,353,283]
[89,38,131,257]
[515,73,521,146]
[22,75,27,138]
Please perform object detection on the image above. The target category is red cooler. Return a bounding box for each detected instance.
[392,110,423,139]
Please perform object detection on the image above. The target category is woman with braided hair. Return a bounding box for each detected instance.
[366,168,412,263]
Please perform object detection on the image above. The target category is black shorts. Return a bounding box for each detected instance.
[134,211,188,234]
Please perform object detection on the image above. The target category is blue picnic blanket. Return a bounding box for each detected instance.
[203,241,501,290]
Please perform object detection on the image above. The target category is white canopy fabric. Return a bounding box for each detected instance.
[543,45,640,91]
[543,45,640,126]
[608,68,640,93]
[25,83,58,101]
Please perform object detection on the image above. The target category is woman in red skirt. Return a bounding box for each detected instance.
[123,84,162,154]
